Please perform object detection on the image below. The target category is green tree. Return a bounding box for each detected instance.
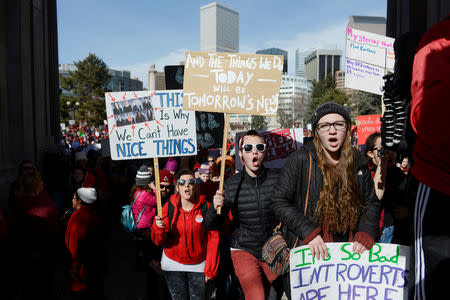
[353,91,382,116]
[277,110,294,128]
[59,53,112,126]
[306,73,350,122]
[311,73,335,99]
[250,115,268,130]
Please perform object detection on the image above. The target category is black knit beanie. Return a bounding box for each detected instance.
[311,102,351,133]
[135,164,152,186]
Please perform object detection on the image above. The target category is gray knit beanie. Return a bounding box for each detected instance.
[135,164,152,186]
[311,102,351,133]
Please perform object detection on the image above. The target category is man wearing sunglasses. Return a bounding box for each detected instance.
[159,169,174,205]
[204,130,281,299]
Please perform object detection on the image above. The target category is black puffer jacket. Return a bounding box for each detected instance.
[272,141,380,249]
[204,167,279,260]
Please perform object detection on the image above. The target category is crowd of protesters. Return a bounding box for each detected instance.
[1,99,420,300]
[0,17,448,300]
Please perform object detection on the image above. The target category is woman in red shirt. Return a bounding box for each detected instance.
[152,169,219,300]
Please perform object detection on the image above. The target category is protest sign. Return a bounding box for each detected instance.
[196,112,225,150]
[290,243,410,300]
[163,64,225,150]
[182,51,283,116]
[165,65,185,90]
[235,128,304,170]
[357,114,382,145]
[105,90,197,160]
[345,27,395,95]
[60,123,66,131]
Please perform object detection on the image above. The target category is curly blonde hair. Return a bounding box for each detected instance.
[313,128,363,234]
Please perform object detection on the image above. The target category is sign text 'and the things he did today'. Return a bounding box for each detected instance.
[105,90,197,160]
[182,51,283,116]
[290,243,410,300]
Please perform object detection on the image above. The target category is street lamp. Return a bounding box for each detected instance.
[66,101,80,120]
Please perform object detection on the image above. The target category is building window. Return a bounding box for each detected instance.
[319,55,326,80]
[327,55,332,77]
[334,56,340,72]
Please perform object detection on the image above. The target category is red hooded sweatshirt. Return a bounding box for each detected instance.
[65,206,102,292]
[410,16,450,195]
[151,194,220,279]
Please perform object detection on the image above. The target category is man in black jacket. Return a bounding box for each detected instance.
[205,130,280,299]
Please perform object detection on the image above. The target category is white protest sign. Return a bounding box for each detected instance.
[235,128,304,170]
[290,243,410,300]
[182,51,283,116]
[105,90,197,160]
[345,27,395,95]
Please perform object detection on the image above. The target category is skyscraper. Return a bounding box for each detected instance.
[256,48,288,74]
[347,16,386,35]
[295,49,313,77]
[200,2,239,53]
[304,49,342,82]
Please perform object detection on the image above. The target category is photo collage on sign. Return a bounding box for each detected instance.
[111,96,155,127]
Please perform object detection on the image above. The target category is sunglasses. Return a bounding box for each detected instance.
[177,179,195,186]
[208,159,214,162]
[241,143,266,153]
[160,184,171,190]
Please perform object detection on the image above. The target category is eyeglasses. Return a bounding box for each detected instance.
[316,121,347,132]
[177,179,195,186]
[208,159,214,162]
[241,143,266,153]
[160,184,170,190]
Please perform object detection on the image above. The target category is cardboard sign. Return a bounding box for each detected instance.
[182,51,283,116]
[235,128,303,170]
[290,243,410,300]
[357,114,382,145]
[345,27,395,95]
[105,90,197,160]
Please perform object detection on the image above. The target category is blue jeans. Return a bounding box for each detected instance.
[163,271,205,300]
[379,225,394,243]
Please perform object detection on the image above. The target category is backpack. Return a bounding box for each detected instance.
[167,200,208,232]
[121,191,146,232]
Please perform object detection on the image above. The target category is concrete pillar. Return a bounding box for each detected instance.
[148,63,157,91]
[0,0,59,207]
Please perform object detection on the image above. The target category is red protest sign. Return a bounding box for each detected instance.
[356,114,382,145]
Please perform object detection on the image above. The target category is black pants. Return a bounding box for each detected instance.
[163,271,205,300]
[412,179,450,299]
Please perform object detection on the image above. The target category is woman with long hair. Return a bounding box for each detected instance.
[272,102,380,299]
[152,169,219,300]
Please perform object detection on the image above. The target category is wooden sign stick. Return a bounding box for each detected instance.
[154,157,162,216]
[217,113,230,215]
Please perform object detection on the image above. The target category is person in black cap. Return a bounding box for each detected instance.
[271,102,380,299]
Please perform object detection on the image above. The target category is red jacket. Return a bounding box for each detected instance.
[65,206,103,292]
[151,194,220,278]
[410,16,450,195]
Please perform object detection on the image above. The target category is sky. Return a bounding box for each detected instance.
[57,0,386,88]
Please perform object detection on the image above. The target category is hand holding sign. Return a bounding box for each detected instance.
[308,235,329,260]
